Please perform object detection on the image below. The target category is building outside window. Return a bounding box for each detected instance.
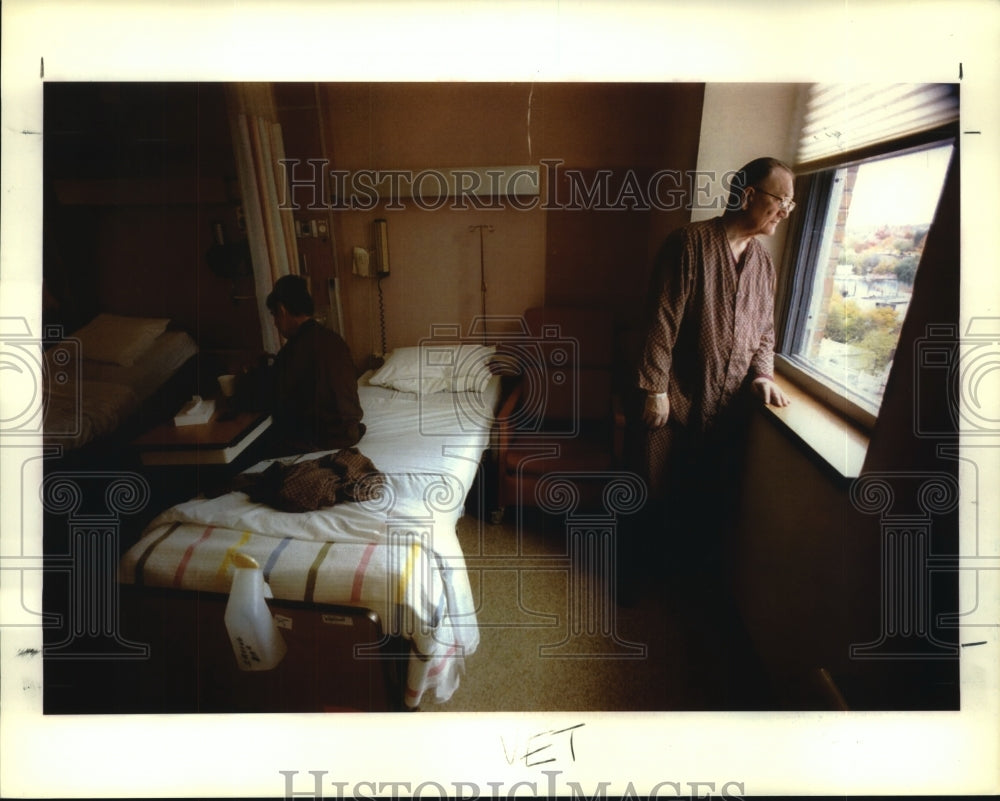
[778,84,959,429]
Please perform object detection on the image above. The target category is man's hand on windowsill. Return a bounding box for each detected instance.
[751,376,791,408]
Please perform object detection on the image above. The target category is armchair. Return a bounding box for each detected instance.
[493,306,626,521]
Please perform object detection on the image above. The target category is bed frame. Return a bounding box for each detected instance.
[45,586,408,714]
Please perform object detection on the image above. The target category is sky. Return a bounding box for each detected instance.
[846,143,954,228]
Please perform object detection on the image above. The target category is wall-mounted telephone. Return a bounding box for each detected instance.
[373,218,390,277]
[351,218,391,355]
[352,218,391,278]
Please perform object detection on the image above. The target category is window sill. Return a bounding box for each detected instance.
[760,373,870,485]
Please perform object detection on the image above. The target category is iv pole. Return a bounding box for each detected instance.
[469,224,494,344]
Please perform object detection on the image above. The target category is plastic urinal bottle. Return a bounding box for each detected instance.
[224,552,287,671]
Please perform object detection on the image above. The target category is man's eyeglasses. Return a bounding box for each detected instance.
[753,187,796,213]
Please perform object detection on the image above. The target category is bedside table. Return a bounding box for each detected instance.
[133,410,272,466]
[124,410,272,544]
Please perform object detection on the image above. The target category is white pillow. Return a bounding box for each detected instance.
[368,347,444,394]
[368,344,496,394]
[449,343,498,393]
[73,313,171,367]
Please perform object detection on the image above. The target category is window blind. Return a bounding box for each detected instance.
[796,83,959,166]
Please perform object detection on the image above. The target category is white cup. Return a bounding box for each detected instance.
[218,374,237,398]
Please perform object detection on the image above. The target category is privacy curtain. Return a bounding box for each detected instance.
[227,84,299,355]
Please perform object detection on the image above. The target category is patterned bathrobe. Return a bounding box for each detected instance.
[635,215,777,498]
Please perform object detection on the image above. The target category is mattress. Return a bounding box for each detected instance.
[80,329,199,401]
[45,329,198,450]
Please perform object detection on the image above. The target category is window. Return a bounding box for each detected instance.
[781,144,954,423]
[778,84,958,429]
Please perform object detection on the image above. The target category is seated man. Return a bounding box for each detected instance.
[245,274,365,456]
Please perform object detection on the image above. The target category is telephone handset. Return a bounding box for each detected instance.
[352,246,372,277]
[352,219,391,278]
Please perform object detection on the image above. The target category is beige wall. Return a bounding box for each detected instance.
[308,82,704,364]
[690,82,802,266]
[316,84,544,358]
[46,81,705,367]
[733,415,881,684]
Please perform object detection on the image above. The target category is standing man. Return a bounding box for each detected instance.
[626,157,793,584]
[254,274,365,456]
